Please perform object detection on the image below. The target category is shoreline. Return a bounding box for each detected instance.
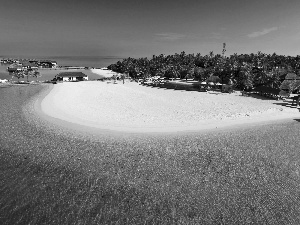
[32,81,300,136]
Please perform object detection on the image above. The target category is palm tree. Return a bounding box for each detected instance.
[11,70,24,82]
[31,70,40,82]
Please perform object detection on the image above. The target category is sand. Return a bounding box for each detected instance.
[90,68,119,78]
[39,81,300,133]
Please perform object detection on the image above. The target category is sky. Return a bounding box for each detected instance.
[0,0,300,59]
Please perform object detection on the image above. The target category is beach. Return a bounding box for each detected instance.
[39,80,299,134]
[1,83,300,224]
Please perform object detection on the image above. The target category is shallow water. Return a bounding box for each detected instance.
[0,64,106,82]
[1,84,300,224]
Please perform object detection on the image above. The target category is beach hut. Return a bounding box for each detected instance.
[206,75,221,84]
[285,73,300,80]
[21,61,38,70]
[55,72,88,82]
[7,63,23,72]
[38,60,57,68]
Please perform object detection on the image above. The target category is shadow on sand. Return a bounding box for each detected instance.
[241,93,299,109]
[142,82,218,93]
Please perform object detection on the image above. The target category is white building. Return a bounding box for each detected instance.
[55,72,88,81]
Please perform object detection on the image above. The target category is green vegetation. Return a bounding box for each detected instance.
[108,51,300,90]
[9,68,40,82]
[280,75,300,93]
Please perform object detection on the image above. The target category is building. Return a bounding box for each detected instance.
[21,61,39,70]
[55,72,88,81]
[7,63,23,72]
[38,60,58,68]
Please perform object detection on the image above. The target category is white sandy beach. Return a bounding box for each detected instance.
[39,81,300,133]
[90,68,119,78]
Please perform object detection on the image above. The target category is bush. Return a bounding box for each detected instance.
[279,90,289,97]
[280,80,290,90]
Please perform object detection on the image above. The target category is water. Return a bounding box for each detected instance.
[0,55,124,81]
[42,56,124,68]
[1,55,124,68]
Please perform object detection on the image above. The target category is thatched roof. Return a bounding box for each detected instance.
[206,75,221,83]
[22,61,38,67]
[8,63,22,69]
[285,73,300,80]
[7,63,23,72]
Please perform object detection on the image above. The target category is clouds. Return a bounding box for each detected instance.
[155,33,186,41]
[247,27,278,38]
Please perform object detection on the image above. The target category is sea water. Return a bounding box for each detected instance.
[0,56,124,81]
[43,56,124,68]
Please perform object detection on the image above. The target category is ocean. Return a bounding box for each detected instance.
[0,55,124,81]
[1,55,124,68]
[42,56,125,68]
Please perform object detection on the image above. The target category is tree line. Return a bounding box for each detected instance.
[108,51,300,90]
[9,68,40,82]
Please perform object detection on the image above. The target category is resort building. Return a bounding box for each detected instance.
[21,61,39,70]
[38,60,58,68]
[55,72,88,81]
[7,63,23,72]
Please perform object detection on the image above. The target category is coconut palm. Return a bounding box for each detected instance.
[107,51,300,90]
[11,70,25,82]
[30,70,40,82]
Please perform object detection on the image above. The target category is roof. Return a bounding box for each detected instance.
[8,63,23,69]
[22,61,38,67]
[285,73,300,80]
[56,72,87,77]
[206,75,221,83]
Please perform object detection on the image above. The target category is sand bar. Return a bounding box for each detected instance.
[38,81,300,133]
[90,68,119,78]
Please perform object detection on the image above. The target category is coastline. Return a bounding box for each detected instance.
[33,81,300,135]
[0,64,119,82]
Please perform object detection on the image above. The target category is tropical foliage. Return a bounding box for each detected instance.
[280,75,300,93]
[9,68,40,82]
[108,52,300,90]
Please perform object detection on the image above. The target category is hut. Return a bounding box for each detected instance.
[21,61,38,70]
[7,63,23,72]
[55,72,88,82]
[206,75,221,84]
[38,60,57,68]
[284,73,300,80]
